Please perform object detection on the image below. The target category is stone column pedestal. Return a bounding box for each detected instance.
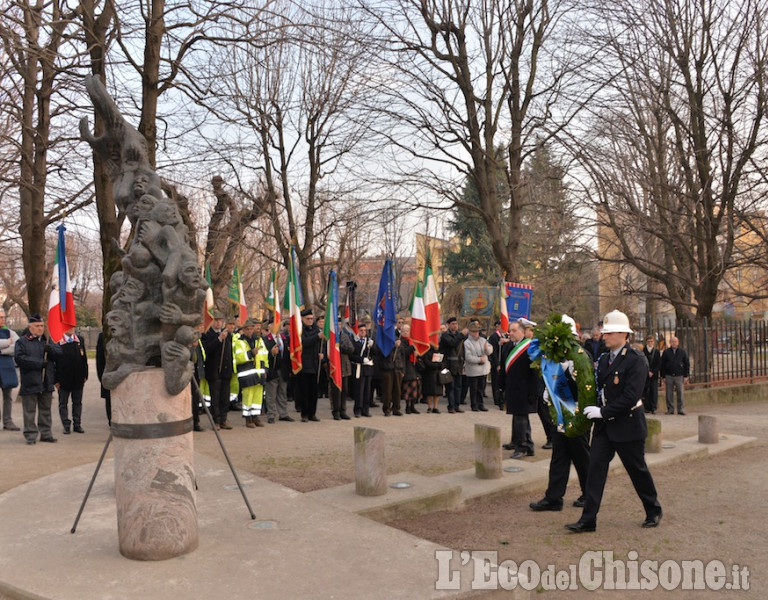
[474,424,502,479]
[645,418,662,453]
[112,369,198,560]
[698,415,719,444]
[354,426,387,496]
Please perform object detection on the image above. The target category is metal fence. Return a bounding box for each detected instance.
[633,318,768,386]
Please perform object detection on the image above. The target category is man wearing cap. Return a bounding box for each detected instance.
[14,314,57,444]
[202,313,235,430]
[565,310,662,533]
[263,318,293,424]
[439,317,466,414]
[50,326,88,434]
[0,309,20,430]
[233,319,268,427]
[464,322,492,411]
[530,315,590,512]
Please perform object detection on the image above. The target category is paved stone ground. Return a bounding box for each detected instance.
[0,362,764,598]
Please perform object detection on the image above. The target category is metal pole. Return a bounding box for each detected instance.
[71,433,112,534]
[192,377,256,520]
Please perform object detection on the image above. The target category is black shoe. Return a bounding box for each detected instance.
[455,407,464,413]
[565,521,596,533]
[392,411,403,416]
[511,451,524,459]
[369,402,380,408]
[194,424,205,432]
[333,414,341,421]
[410,407,420,414]
[666,411,674,415]
[340,413,351,420]
[478,406,489,412]
[471,407,479,412]
[26,439,36,445]
[41,437,58,443]
[279,416,295,422]
[63,427,71,435]
[678,411,686,415]
[309,415,320,422]
[267,418,275,424]
[73,426,85,434]
[431,408,440,414]
[642,512,662,528]
[526,449,535,456]
[4,423,20,431]
[301,417,309,422]
[542,441,553,450]
[573,496,585,508]
[502,443,515,450]
[530,498,563,512]
[426,408,432,413]
[362,412,372,417]
[383,412,391,417]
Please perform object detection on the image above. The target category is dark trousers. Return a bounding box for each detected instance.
[512,414,533,452]
[380,370,402,413]
[2,387,15,426]
[490,367,502,406]
[545,432,590,503]
[446,374,463,410]
[580,430,662,526]
[21,392,53,442]
[537,396,554,442]
[58,387,84,428]
[354,374,372,416]
[191,381,203,427]
[331,376,349,417]
[643,377,659,413]
[294,372,319,418]
[209,377,232,425]
[467,375,486,409]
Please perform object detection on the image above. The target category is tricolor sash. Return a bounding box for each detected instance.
[504,338,532,373]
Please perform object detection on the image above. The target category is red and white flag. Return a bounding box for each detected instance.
[423,258,441,348]
[203,263,215,330]
[499,279,509,333]
[47,225,76,343]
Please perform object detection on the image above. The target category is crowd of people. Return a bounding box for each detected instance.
[2,304,678,531]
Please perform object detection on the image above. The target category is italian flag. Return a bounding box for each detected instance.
[409,278,430,356]
[47,225,76,343]
[423,258,441,347]
[228,264,248,326]
[499,279,509,334]
[324,270,342,390]
[282,247,304,374]
[203,263,215,330]
[265,267,281,334]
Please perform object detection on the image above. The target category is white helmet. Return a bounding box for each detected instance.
[601,310,633,334]
[561,314,578,337]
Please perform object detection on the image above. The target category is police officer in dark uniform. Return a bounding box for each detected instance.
[565,310,662,533]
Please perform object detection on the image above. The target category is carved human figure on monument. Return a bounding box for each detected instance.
[81,75,206,395]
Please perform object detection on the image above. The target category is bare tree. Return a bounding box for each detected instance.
[0,1,92,315]
[358,0,592,280]
[194,1,378,297]
[572,0,768,323]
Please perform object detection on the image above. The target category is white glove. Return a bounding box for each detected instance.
[562,359,574,376]
[542,389,549,402]
[583,406,602,420]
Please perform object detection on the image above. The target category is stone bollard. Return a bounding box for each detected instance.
[112,369,198,560]
[645,417,662,453]
[698,415,719,444]
[354,426,387,496]
[475,424,502,479]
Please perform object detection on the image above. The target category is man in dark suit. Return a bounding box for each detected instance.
[565,310,662,533]
[643,335,661,414]
[499,319,538,458]
[660,336,690,415]
[487,320,505,409]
